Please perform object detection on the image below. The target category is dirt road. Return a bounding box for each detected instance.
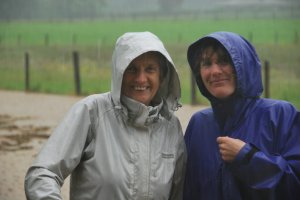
[0,90,205,200]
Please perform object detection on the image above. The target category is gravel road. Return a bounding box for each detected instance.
[0,89,206,200]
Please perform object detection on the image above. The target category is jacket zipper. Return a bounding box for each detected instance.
[146,128,151,199]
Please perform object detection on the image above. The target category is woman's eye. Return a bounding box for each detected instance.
[218,59,229,66]
[126,66,136,73]
[200,61,211,68]
[146,66,159,73]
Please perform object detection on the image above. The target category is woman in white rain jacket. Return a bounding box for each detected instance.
[24,32,186,200]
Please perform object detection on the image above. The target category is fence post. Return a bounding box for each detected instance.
[45,33,49,46]
[177,33,182,43]
[264,60,270,98]
[248,32,253,43]
[191,69,197,105]
[72,34,77,46]
[274,31,278,44]
[72,51,81,95]
[18,34,21,46]
[24,52,30,91]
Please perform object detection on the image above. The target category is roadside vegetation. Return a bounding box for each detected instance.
[0,18,299,108]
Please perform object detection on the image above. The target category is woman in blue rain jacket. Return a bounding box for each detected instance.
[183,31,300,200]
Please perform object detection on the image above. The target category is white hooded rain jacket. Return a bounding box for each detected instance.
[24,32,187,200]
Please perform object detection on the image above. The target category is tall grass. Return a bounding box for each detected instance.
[1,19,299,45]
[0,19,299,108]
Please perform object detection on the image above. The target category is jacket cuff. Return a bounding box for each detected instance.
[234,143,258,165]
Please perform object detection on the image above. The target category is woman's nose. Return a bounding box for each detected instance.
[135,71,147,82]
[210,63,222,74]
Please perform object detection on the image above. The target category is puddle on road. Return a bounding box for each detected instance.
[0,114,50,151]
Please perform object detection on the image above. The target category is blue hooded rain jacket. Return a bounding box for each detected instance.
[183,32,300,200]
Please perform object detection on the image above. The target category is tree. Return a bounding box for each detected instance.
[158,0,184,12]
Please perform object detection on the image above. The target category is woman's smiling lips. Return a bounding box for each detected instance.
[209,78,229,86]
[133,86,149,91]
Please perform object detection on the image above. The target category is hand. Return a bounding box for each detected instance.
[216,136,246,162]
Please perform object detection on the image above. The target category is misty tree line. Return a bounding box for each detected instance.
[0,0,106,20]
[0,0,184,21]
[0,0,299,21]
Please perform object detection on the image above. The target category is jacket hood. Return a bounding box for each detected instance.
[187,31,263,101]
[111,31,181,115]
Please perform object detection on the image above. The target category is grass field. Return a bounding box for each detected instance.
[0,18,299,108]
[1,18,300,45]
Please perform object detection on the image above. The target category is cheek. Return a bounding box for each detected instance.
[121,76,130,93]
[228,69,236,86]
[153,73,161,86]
[199,69,207,82]
[154,79,160,92]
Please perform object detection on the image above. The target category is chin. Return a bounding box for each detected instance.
[213,91,235,99]
[135,98,150,105]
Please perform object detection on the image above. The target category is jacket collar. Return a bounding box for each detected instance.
[121,95,163,127]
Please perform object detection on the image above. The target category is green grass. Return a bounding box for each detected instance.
[1,19,299,45]
[0,19,299,109]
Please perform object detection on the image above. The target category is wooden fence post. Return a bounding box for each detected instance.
[248,32,253,43]
[177,33,182,43]
[45,33,49,46]
[17,34,21,46]
[72,51,81,95]
[274,31,278,44]
[24,52,30,91]
[264,60,270,98]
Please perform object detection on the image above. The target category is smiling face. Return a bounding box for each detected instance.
[198,45,236,99]
[121,52,162,106]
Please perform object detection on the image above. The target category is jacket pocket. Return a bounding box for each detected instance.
[159,150,176,184]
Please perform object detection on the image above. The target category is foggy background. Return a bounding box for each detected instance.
[0,0,299,21]
[0,2,299,200]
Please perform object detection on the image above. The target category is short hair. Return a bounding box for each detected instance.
[146,51,168,81]
[195,38,233,70]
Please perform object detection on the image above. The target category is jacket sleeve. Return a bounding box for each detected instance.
[169,120,187,200]
[182,114,199,200]
[230,105,300,194]
[24,100,95,200]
